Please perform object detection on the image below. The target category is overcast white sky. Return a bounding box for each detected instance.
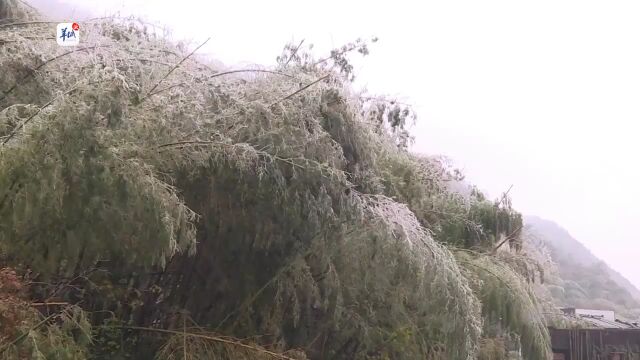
[35,0,640,288]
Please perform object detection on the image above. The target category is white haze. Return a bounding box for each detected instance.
[31,0,640,289]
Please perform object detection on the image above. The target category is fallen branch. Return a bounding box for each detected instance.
[102,325,300,360]
[270,74,330,108]
[0,20,58,29]
[491,225,523,255]
[139,37,210,104]
[30,302,69,307]
[146,82,187,97]
[156,140,219,149]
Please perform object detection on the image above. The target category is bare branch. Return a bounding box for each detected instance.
[283,39,305,67]
[139,37,210,104]
[497,184,514,207]
[270,74,330,108]
[209,69,294,79]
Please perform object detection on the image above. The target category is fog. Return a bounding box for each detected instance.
[35,0,640,288]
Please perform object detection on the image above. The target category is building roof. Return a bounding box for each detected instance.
[578,314,640,329]
[560,307,640,329]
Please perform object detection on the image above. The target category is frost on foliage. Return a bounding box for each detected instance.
[0,12,546,360]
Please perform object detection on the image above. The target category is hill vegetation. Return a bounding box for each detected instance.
[525,216,640,320]
[0,1,558,359]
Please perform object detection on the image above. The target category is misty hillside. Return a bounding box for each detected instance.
[526,215,640,319]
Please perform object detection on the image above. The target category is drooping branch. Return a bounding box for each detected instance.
[2,84,82,145]
[0,45,109,103]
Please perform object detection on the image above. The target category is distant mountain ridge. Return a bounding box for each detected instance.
[525,215,640,318]
[525,216,597,265]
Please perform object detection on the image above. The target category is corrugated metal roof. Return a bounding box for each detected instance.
[578,314,640,329]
